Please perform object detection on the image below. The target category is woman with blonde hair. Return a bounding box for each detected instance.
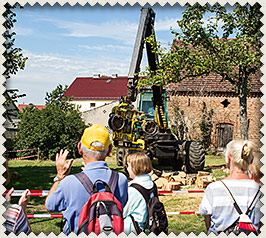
[123,152,155,235]
[199,140,262,235]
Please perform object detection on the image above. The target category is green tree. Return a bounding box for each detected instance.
[140,3,262,140]
[4,3,28,80]
[4,3,27,127]
[14,85,86,160]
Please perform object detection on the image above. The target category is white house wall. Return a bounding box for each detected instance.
[71,99,113,112]
[81,99,139,128]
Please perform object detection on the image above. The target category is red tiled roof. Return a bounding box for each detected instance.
[18,104,46,111]
[64,74,262,101]
[64,76,128,100]
[165,72,262,97]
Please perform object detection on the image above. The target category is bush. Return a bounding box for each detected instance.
[14,85,86,160]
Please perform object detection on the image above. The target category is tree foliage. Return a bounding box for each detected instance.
[4,3,27,127]
[14,85,86,160]
[140,3,262,140]
[3,3,28,80]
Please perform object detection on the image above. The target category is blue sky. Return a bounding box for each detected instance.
[7,3,229,105]
[6,3,187,105]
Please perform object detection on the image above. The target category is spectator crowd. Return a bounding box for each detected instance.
[3,124,263,235]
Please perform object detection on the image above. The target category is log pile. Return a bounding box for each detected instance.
[149,170,216,190]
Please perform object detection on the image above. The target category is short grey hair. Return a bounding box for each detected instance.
[81,141,109,160]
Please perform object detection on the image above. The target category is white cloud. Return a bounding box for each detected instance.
[155,17,180,31]
[13,26,34,36]
[38,18,138,46]
[37,16,182,46]
[79,44,131,52]
[7,50,134,104]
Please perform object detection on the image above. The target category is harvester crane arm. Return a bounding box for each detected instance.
[126,8,167,130]
[126,8,158,104]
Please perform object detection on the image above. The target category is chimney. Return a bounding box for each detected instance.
[111,74,118,78]
[93,74,100,78]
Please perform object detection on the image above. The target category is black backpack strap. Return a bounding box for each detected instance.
[107,170,119,194]
[130,183,156,204]
[246,188,261,215]
[220,180,243,215]
[129,215,143,235]
[74,172,94,195]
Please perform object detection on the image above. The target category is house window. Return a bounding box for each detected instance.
[90,103,96,108]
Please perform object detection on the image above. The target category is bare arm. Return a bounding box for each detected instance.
[45,150,73,210]
[204,215,211,231]
[18,189,31,230]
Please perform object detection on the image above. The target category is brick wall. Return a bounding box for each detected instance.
[167,95,262,150]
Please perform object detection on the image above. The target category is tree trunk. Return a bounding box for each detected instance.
[238,74,249,140]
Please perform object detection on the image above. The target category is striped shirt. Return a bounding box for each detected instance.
[199,179,262,234]
[3,202,31,235]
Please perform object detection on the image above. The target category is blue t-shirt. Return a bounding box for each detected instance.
[46,161,128,234]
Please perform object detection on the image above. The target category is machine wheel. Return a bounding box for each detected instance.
[172,158,183,171]
[116,148,125,166]
[185,141,205,173]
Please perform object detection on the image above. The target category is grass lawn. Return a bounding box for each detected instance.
[5,153,227,235]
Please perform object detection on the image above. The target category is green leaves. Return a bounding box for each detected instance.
[14,85,86,160]
[140,3,262,90]
[3,3,28,80]
[140,4,262,139]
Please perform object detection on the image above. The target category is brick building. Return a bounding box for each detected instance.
[166,73,263,152]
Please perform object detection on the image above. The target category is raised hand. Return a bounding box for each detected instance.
[55,149,74,180]
[18,189,30,212]
[5,187,14,203]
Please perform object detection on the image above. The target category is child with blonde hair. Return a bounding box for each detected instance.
[123,152,154,234]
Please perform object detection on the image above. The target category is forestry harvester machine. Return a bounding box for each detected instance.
[108,8,205,172]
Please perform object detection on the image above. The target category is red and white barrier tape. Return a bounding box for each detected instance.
[167,211,200,215]
[27,214,63,218]
[27,212,200,218]
[7,148,38,153]
[158,190,204,194]
[3,190,49,197]
[9,154,38,161]
[3,189,204,197]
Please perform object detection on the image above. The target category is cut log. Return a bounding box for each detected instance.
[177,171,186,178]
[153,169,162,177]
[196,175,215,188]
[161,171,175,180]
[169,175,186,185]
[167,182,182,191]
[154,178,168,190]
[197,171,210,177]
[151,173,159,181]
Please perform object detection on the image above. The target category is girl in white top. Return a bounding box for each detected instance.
[123,152,154,235]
